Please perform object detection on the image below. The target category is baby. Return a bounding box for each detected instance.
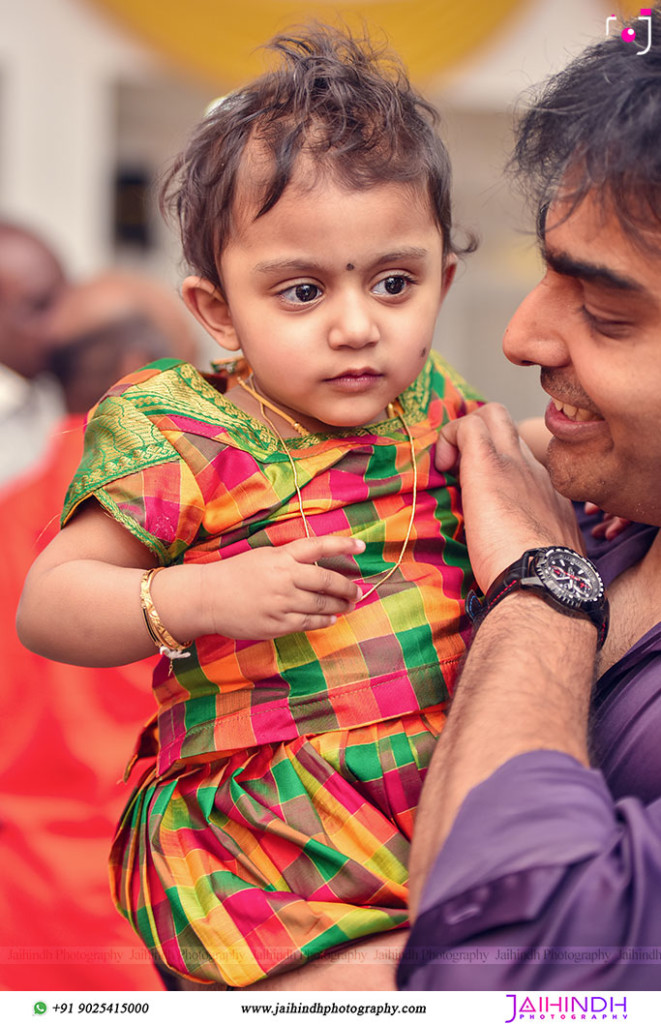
[19,26,482,989]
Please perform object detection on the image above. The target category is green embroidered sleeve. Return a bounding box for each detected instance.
[61,392,201,562]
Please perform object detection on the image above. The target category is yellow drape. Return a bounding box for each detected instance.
[83,0,533,87]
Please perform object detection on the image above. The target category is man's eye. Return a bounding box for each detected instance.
[280,283,321,304]
[373,275,411,296]
[579,306,631,337]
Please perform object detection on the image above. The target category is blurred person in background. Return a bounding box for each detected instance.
[0,271,197,990]
[47,270,199,410]
[0,222,67,487]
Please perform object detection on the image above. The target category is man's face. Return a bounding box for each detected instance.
[0,234,65,379]
[504,191,661,526]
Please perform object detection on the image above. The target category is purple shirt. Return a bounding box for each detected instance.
[398,518,661,990]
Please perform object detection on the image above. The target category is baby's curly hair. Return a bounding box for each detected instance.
[162,24,468,290]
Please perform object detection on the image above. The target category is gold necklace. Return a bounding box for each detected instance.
[235,375,418,602]
[237,376,310,436]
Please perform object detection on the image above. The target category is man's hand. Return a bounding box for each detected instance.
[436,403,583,592]
[410,407,599,919]
[198,535,365,640]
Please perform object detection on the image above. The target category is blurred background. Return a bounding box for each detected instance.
[0,0,643,992]
[0,0,641,419]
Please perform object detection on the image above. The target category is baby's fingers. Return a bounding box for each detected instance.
[296,561,360,605]
[587,508,632,540]
[287,536,364,602]
[290,612,339,633]
[295,585,355,622]
[287,534,365,565]
[273,587,357,634]
[603,515,632,540]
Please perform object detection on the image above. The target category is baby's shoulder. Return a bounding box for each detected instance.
[98,358,206,412]
[89,359,243,441]
[427,351,483,406]
[405,353,484,430]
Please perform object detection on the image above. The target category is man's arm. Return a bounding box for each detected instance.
[401,403,661,991]
[409,403,593,915]
[408,594,597,919]
[402,742,661,990]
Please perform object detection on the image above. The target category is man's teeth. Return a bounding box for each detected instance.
[552,398,600,422]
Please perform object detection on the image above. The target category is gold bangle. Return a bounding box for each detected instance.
[140,567,192,660]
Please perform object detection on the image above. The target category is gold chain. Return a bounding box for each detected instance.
[237,376,310,436]
[359,401,418,601]
[258,404,314,541]
[233,376,417,602]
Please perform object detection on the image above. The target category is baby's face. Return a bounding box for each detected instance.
[214,171,453,432]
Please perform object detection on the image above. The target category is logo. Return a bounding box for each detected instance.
[505,994,628,1023]
[606,9,652,55]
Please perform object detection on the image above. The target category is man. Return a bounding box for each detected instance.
[0,222,67,485]
[398,9,661,991]
[47,269,199,414]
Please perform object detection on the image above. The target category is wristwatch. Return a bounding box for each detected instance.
[466,546,609,648]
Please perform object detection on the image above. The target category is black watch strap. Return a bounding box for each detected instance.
[466,547,609,649]
[466,549,535,626]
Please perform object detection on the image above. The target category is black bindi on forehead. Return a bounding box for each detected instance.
[346,263,355,271]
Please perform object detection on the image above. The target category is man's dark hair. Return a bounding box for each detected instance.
[512,6,661,248]
[162,24,469,289]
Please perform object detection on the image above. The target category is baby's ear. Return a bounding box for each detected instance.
[441,254,457,299]
[181,277,240,351]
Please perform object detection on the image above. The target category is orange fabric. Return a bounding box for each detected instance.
[0,415,163,990]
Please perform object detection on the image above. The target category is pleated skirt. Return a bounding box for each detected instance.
[110,707,445,987]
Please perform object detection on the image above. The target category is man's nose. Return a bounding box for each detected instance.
[327,293,380,349]
[503,278,571,368]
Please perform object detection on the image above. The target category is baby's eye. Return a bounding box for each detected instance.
[372,275,412,297]
[279,283,321,304]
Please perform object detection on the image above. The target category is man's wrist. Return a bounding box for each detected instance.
[474,588,600,646]
[462,592,598,753]
[468,546,609,648]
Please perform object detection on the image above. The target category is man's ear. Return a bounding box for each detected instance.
[440,255,457,301]
[181,276,240,351]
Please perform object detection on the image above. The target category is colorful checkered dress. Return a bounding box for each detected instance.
[62,354,481,986]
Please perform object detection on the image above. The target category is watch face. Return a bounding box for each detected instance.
[533,547,604,609]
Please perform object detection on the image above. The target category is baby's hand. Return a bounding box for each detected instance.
[203,535,365,640]
[583,502,632,541]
